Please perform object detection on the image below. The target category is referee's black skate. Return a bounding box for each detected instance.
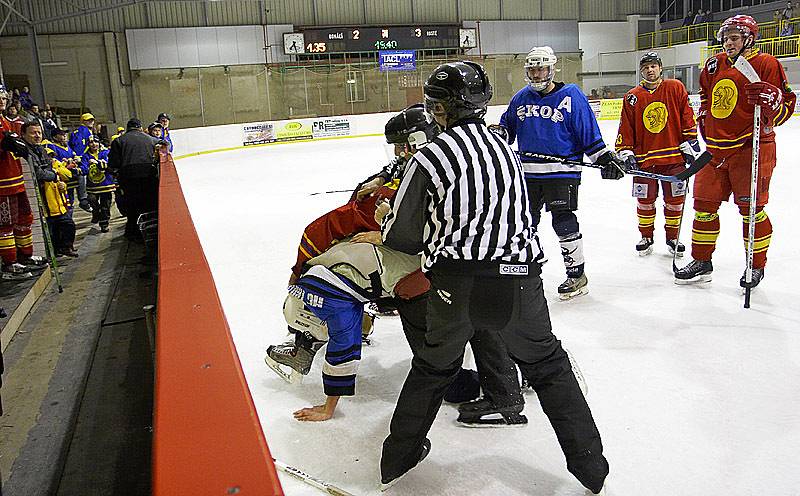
[380,438,431,491]
[456,398,528,427]
[674,259,713,284]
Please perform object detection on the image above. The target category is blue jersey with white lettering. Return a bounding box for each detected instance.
[499,83,608,179]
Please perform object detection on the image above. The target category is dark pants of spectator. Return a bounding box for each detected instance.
[47,214,76,253]
[119,176,158,238]
[381,266,608,494]
[88,192,113,229]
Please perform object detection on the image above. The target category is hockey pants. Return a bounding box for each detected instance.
[381,266,608,493]
[395,294,523,408]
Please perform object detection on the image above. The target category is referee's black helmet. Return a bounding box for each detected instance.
[423,61,493,123]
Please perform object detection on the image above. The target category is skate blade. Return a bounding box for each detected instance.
[673,274,712,285]
[637,246,653,256]
[740,285,759,295]
[667,247,685,258]
[456,412,528,427]
[559,287,588,300]
[264,355,303,384]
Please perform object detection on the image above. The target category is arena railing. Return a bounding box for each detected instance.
[153,148,284,496]
[700,34,800,62]
[637,17,800,50]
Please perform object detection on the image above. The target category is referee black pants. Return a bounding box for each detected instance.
[382,267,608,493]
[396,294,522,408]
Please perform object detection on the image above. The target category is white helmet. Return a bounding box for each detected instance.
[524,46,557,92]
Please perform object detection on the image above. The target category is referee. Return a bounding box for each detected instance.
[378,61,609,495]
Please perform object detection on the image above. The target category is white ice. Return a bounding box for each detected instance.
[175,119,800,496]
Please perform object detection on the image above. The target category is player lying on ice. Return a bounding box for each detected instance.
[266,105,528,424]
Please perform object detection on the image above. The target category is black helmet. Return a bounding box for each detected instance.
[639,51,662,67]
[148,121,163,132]
[385,104,440,147]
[423,61,493,123]
[157,112,171,121]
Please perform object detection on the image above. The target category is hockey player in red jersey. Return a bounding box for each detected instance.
[288,104,437,284]
[616,51,697,257]
[675,15,795,288]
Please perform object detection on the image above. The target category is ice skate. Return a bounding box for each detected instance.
[666,238,685,257]
[586,484,607,495]
[636,237,653,256]
[264,331,323,384]
[379,438,431,491]
[1,263,34,281]
[456,398,528,427]
[558,273,588,300]
[740,267,764,293]
[674,259,713,284]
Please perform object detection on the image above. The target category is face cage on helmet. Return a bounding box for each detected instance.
[524,64,555,92]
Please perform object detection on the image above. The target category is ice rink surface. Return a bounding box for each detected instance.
[176,119,800,496]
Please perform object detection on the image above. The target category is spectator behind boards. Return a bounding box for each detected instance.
[107,118,160,241]
[156,113,173,152]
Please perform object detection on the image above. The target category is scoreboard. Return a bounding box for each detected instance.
[283,25,476,54]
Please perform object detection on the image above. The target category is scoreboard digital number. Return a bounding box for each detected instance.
[284,25,463,54]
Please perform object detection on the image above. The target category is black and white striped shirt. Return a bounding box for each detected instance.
[382,119,543,272]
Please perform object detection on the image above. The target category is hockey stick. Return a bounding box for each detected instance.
[733,56,761,309]
[516,151,712,183]
[309,188,353,196]
[26,147,64,293]
[272,458,356,496]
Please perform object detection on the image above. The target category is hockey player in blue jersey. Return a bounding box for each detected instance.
[492,46,628,299]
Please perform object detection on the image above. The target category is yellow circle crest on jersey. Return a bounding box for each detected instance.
[711,78,737,119]
[642,101,668,134]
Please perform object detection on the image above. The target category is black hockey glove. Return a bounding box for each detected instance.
[679,139,703,166]
[487,124,509,143]
[595,150,626,180]
[1,131,29,159]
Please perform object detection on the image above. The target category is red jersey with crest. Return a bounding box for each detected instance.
[699,50,795,163]
[0,116,25,196]
[616,79,696,169]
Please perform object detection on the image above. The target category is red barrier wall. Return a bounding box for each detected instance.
[154,151,283,495]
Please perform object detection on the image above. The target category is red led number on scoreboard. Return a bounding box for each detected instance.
[306,42,327,53]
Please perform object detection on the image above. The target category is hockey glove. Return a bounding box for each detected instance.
[1,131,29,158]
[745,81,783,118]
[487,124,509,143]
[679,139,703,165]
[617,150,638,171]
[595,151,626,180]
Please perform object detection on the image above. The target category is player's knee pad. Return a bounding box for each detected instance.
[284,290,329,341]
[637,200,656,211]
[737,204,764,216]
[693,200,721,213]
[551,210,579,238]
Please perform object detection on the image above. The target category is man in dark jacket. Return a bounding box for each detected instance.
[108,118,160,240]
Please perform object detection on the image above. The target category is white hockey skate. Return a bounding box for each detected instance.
[636,237,654,256]
[558,273,588,300]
